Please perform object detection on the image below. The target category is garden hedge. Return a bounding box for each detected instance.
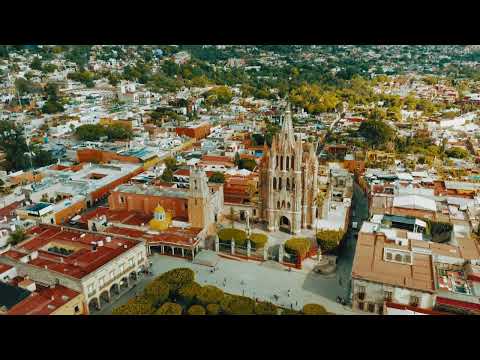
[218,228,247,246]
[187,305,206,315]
[249,233,268,249]
[206,303,221,315]
[302,303,327,315]
[284,237,311,258]
[254,301,278,315]
[143,280,170,307]
[220,295,255,315]
[178,282,202,306]
[156,268,195,293]
[156,302,183,315]
[196,285,224,306]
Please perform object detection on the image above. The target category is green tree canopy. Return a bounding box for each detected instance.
[238,158,257,171]
[196,285,224,306]
[284,237,311,258]
[302,303,328,315]
[155,302,183,315]
[445,147,469,159]
[156,268,195,294]
[187,304,206,315]
[143,280,170,307]
[8,229,27,245]
[208,171,225,184]
[358,119,396,148]
[316,229,345,254]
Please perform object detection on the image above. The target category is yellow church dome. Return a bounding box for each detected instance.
[149,204,172,231]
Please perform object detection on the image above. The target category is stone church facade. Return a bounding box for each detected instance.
[259,105,319,234]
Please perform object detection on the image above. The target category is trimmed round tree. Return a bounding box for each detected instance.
[196,285,224,306]
[178,281,202,306]
[249,233,268,249]
[316,229,345,254]
[187,305,206,315]
[218,228,247,246]
[156,268,195,294]
[112,302,155,315]
[156,302,183,315]
[254,301,278,315]
[206,303,221,315]
[220,295,255,315]
[284,237,311,258]
[302,303,327,315]
[143,280,170,307]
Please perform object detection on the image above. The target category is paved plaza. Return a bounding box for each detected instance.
[98,253,356,315]
[97,182,369,316]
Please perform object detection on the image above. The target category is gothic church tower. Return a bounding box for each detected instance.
[260,104,319,234]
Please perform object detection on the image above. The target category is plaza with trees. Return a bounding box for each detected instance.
[112,267,332,315]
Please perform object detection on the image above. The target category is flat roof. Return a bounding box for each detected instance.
[113,184,189,199]
[0,282,31,310]
[352,229,435,293]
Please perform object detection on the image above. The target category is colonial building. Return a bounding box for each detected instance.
[260,105,320,234]
[108,166,223,234]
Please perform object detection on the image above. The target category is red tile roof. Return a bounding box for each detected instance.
[7,284,81,315]
[0,263,13,273]
[9,224,143,279]
[105,225,201,248]
[385,301,449,315]
[436,296,480,313]
[0,201,22,219]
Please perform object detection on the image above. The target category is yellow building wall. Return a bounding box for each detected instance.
[143,156,160,170]
[51,294,86,315]
[54,200,86,225]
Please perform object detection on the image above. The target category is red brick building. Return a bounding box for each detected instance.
[175,122,211,140]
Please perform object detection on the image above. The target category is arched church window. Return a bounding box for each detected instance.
[286,156,289,170]
[277,201,280,209]
[286,178,290,191]
[280,156,283,171]
[276,156,278,169]
[278,178,282,190]
[287,202,291,209]
[282,200,285,208]
[273,177,276,190]
[292,179,295,191]
[291,156,294,169]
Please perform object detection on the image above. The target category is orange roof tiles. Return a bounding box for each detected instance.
[7,284,81,315]
[9,224,143,279]
[105,225,201,248]
[0,263,13,273]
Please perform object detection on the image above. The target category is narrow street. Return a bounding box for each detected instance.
[335,181,369,302]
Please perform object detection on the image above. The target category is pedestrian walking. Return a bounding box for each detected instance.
[290,303,293,309]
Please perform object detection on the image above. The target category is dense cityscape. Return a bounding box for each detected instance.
[1,45,480,315]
